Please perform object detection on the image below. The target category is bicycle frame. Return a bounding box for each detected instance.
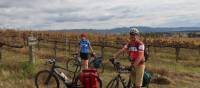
[111,71,133,88]
[72,53,102,68]
[108,59,134,88]
[36,58,103,88]
[46,59,80,87]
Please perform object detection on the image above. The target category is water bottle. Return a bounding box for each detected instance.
[60,72,71,83]
[77,57,81,63]
[122,78,126,84]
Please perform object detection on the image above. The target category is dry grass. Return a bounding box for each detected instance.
[0,45,200,88]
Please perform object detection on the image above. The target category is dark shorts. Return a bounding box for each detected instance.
[80,52,89,60]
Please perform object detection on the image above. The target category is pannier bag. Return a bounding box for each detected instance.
[79,68,98,88]
[142,70,152,87]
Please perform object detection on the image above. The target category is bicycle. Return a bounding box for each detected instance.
[106,58,151,88]
[66,53,104,74]
[35,58,102,88]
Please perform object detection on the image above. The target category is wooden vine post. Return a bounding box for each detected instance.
[0,44,2,61]
[65,40,68,57]
[37,38,41,50]
[199,45,200,55]
[28,36,37,64]
[53,41,57,57]
[68,40,71,55]
[175,46,180,62]
[101,37,105,59]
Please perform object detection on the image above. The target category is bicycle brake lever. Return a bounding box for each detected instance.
[109,58,115,64]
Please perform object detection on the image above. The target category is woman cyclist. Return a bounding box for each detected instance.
[79,33,96,69]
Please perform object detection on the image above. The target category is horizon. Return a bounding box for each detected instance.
[0,26,200,31]
[1,26,200,32]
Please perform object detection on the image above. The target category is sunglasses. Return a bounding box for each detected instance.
[130,33,139,36]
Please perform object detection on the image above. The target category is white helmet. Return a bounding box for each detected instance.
[129,27,139,35]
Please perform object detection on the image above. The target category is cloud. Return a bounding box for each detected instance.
[0,0,200,29]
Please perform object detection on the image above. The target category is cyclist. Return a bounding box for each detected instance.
[79,33,96,69]
[112,28,145,88]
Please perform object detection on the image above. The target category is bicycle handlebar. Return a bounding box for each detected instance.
[109,58,132,73]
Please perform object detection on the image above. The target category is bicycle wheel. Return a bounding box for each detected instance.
[106,77,122,88]
[35,70,59,88]
[66,58,81,73]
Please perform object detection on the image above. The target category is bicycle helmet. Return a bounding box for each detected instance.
[129,27,139,35]
[80,33,87,38]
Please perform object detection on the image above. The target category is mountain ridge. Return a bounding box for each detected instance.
[49,27,200,33]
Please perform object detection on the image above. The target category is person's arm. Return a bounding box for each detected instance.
[112,44,128,59]
[89,45,95,54]
[88,41,95,55]
[134,43,145,66]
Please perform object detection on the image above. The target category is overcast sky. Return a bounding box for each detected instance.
[0,0,200,30]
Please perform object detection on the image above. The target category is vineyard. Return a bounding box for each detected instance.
[0,29,200,88]
[0,29,199,48]
[0,29,199,60]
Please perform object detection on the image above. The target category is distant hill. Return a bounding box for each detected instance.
[49,27,200,33]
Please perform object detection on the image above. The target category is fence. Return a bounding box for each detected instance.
[0,37,199,64]
[33,37,200,62]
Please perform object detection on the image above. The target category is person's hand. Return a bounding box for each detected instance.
[93,52,96,56]
[132,63,138,67]
[91,52,96,58]
[110,54,116,63]
[133,63,137,67]
[112,54,117,59]
[109,58,115,63]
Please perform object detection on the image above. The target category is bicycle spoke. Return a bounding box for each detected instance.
[66,59,81,73]
[115,80,119,88]
[109,80,115,87]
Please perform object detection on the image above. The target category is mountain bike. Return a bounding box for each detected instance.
[66,53,104,74]
[106,58,151,88]
[35,58,102,88]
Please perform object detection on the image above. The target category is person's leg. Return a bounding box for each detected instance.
[131,67,136,87]
[135,64,145,88]
[81,53,89,69]
[131,63,136,86]
[83,59,88,69]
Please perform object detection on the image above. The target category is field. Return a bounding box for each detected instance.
[0,30,200,88]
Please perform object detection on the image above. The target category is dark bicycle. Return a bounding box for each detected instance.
[66,53,104,74]
[106,58,151,88]
[35,58,102,88]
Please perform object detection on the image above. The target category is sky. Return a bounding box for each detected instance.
[0,0,200,30]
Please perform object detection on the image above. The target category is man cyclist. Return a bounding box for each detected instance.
[112,28,145,88]
[79,33,96,69]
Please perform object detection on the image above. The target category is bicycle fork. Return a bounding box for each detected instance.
[119,75,133,88]
[126,78,132,88]
[44,71,54,85]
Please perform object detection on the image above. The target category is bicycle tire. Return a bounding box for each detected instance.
[66,58,81,73]
[106,77,126,88]
[35,70,59,88]
[106,77,122,88]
